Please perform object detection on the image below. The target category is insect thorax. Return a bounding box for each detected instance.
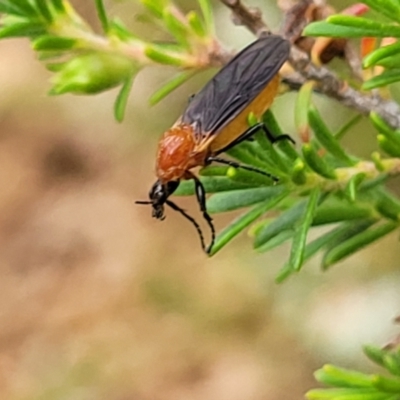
[156,124,204,182]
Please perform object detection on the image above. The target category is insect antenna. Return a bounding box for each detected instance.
[165,199,210,253]
[135,200,152,205]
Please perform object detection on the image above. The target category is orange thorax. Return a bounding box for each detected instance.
[156,124,206,183]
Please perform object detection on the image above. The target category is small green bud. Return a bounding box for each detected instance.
[49,52,137,95]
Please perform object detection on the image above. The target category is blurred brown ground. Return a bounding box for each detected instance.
[0,1,399,400]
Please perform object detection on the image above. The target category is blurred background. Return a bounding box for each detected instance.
[0,1,400,399]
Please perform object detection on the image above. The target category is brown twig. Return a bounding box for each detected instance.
[219,0,269,36]
[220,0,400,129]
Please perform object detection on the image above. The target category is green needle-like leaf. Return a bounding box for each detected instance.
[302,143,337,179]
[254,198,308,248]
[3,0,38,16]
[33,0,53,22]
[0,21,45,38]
[328,15,400,37]
[145,45,185,66]
[33,35,77,51]
[207,186,287,213]
[187,11,207,37]
[209,189,290,255]
[363,42,400,69]
[226,167,277,186]
[95,0,109,33]
[175,176,257,196]
[114,74,135,122]
[313,199,374,225]
[288,187,321,271]
[304,21,400,38]
[149,71,195,105]
[263,110,298,161]
[308,107,355,166]
[197,0,214,34]
[256,230,293,253]
[372,375,400,393]
[345,173,367,202]
[363,345,387,368]
[359,0,400,24]
[51,0,65,12]
[363,70,400,90]
[378,134,400,158]
[163,7,190,47]
[295,81,314,140]
[315,365,373,388]
[322,221,398,269]
[291,158,308,185]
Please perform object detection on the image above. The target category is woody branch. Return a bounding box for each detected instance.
[219,0,400,130]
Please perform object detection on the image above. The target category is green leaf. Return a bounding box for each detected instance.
[109,18,138,41]
[288,187,321,271]
[360,0,400,24]
[163,7,190,47]
[370,112,400,148]
[226,141,282,177]
[187,11,207,37]
[383,354,400,376]
[50,0,66,12]
[50,52,135,95]
[174,176,257,196]
[371,375,400,393]
[322,221,398,268]
[145,45,185,66]
[254,130,291,173]
[302,143,337,179]
[114,74,135,122]
[33,35,77,51]
[197,0,214,34]
[374,188,400,220]
[0,21,45,38]
[373,53,400,69]
[199,166,229,176]
[140,0,167,18]
[209,189,290,255]
[363,70,400,90]
[206,186,287,213]
[254,199,308,248]
[0,1,37,16]
[345,173,367,202]
[262,110,298,161]
[295,81,314,140]
[307,388,392,400]
[226,166,277,186]
[291,158,308,185]
[313,199,374,225]
[328,15,400,38]
[335,114,363,141]
[94,0,109,33]
[308,107,355,165]
[149,71,195,105]
[256,230,293,253]
[32,0,53,22]
[363,41,400,68]
[363,345,387,368]
[304,20,400,38]
[315,365,373,388]
[378,134,400,158]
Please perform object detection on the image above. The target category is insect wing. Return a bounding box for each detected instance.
[181,35,290,138]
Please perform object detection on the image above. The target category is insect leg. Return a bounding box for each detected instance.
[192,175,216,254]
[206,156,278,182]
[165,199,208,253]
[213,122,294,156]
[260,124,295,144]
